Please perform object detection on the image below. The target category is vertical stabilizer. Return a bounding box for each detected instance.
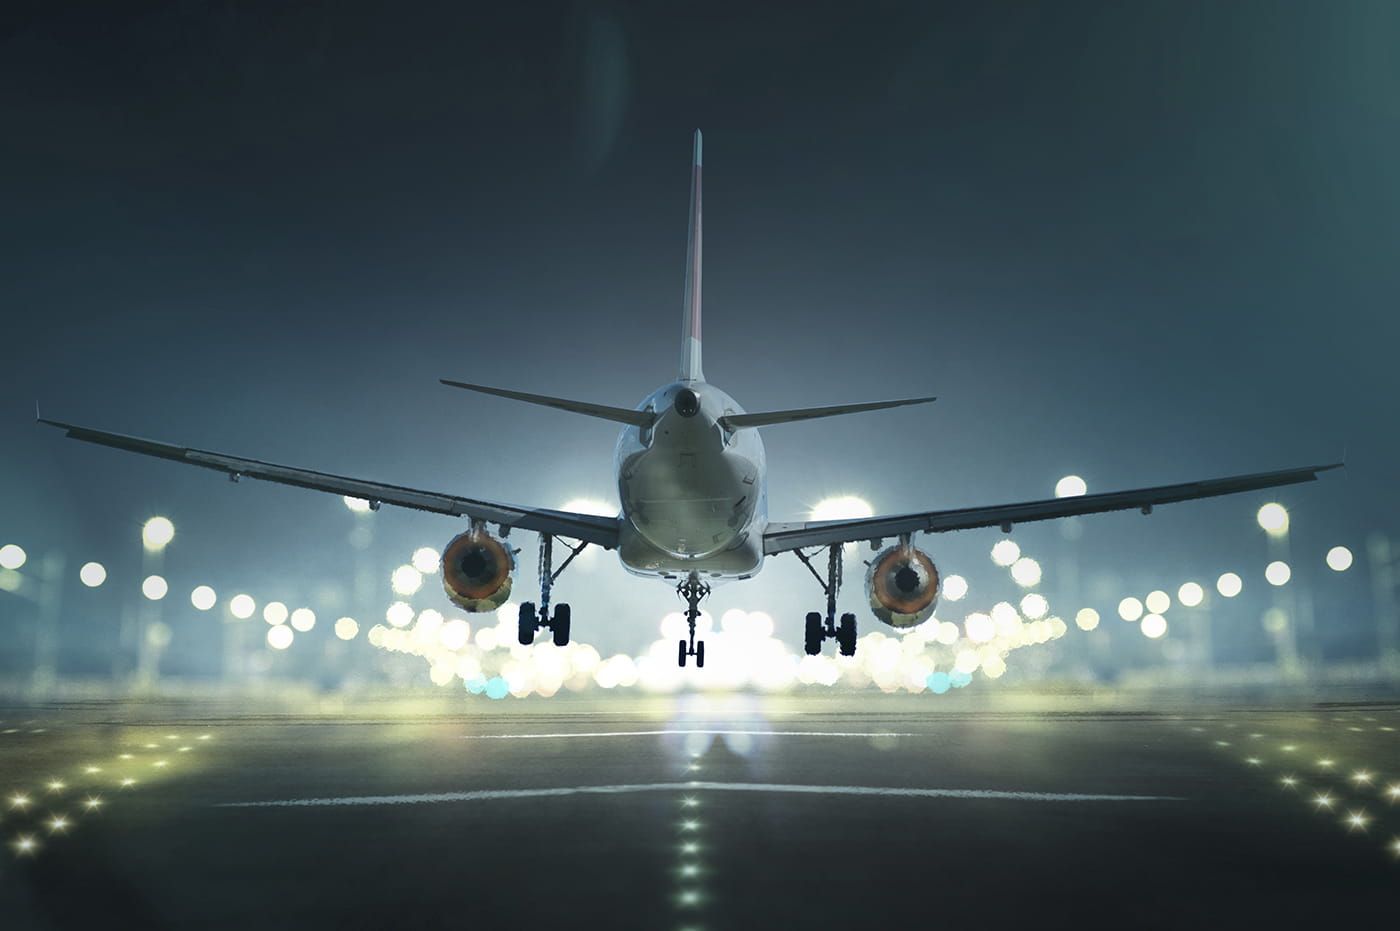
[679,129,704,383]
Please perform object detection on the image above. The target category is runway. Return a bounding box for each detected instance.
[1,694,1397,929]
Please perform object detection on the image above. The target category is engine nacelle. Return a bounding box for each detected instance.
[441,530,515,612]
[865,544,940,628]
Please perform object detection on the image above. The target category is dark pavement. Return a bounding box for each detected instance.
[1,694,1397,929]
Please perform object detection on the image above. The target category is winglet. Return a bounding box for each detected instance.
[679,129,704,383]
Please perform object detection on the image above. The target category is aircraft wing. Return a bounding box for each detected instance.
[761,463,1343,555]
[38,417,621,548]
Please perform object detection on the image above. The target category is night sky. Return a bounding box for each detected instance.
[2,2,1396,664]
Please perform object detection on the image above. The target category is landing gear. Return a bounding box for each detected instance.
[794,544,859,657]
[517,533,588,648]
[676,572,710,667]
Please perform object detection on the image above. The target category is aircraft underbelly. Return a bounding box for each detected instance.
[618,443,759,564]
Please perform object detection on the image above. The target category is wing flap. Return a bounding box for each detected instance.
[762,463,1342,554]
[39,418,620,548]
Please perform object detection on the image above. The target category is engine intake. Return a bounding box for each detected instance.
[441,530,515,612]
[865,544,940,628]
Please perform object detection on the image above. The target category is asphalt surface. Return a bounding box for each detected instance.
[1,694,1397,929]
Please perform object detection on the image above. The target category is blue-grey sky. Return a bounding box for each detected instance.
[2,1,1396,663]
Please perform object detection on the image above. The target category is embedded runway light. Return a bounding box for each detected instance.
[1313,792,1335,809]
[391,564,423,596]
[1075,608,1100,631]
[142,516,175,550]
[1177,582,1205,607]
[1345,810,1371,832]
[267,625,294,650]
[1140,614,1167,639]
[1326,546,1353,571]
[142,575,168,600]
[229,594,256,619]
[1256,503,1289,536]
[290,608,316,632]
[0,544,27,570]
[190,585,217,611]
[412,547,440,574]
[343,496,372,513]
[1144,590,1170,614]
[79,561,107,587]
[1118,597,1144,622]
[335,617,360,641]
[263,601,289,626]
[1265,561,1291,586]
[1217,573,1243,598]
[942,574,968,601]
[990,540,1020,567]
[1054,475,1087,498]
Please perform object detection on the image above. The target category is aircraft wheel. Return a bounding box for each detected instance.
[518,602,538,645]
[678,639,688,667]
[696,640,705,668]
[552,603,571,646]
[804,612,823,655]
[837,612,858,656]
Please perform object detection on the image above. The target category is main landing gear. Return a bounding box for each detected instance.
[518,533,587,648]
[676,572,710,668]
[794,544,857,657]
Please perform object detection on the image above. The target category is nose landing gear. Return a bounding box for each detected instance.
[676,572,710,667]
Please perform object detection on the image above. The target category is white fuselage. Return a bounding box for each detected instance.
[615,381,766,580]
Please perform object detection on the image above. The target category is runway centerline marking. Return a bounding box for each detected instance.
[218,782,1184,808]
[460,730,917,740]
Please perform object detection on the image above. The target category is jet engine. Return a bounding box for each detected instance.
[441,529,515,612]
[865,544,940,628]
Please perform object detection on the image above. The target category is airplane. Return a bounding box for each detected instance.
[40,130,1341,668]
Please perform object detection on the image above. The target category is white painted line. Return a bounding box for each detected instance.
[460,730,916,740]
[219,781,1183,808]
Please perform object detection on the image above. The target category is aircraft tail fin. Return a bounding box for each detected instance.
[679,129,703,383]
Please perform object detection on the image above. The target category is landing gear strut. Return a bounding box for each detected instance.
[518,533,587,647]
[676,571,710,667]
[794,544,857,657]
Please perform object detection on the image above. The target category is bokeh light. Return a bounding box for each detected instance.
[990,540,1020,567]
[412,547,440,574]
[391,565,423,596]
[1217,573,1243,598]
[79,562,107,587]
[0,544,26,570]
[1054,475,1087,498]
[810,496,874,521]
[1141,614,1167,639]
[142,575,168,600]
[190,585,217,611]
[1265,561,1292,586]
[263,601,289,626]
[1325,546,1353,572]
[1256,503,1289,536]
[142,516,175,550]
[1075,608,1100,631]
[229,594,256,619]
[334,617,359,640]
[343,496,372,512]
[1144,590,1170,615]
[965,613,995,643]
[290,608,316,632]
[1010,557,1042,587]
[1177,582,1204,608]
[942,574,968,601]
[267,625,294,650]
[1020,593,1048,620]
[386,601,414,627]
[1118,597,1144,622]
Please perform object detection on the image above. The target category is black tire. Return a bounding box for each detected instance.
[552,603,571,647]
[804,611,823,655]
[696,640,705,668]
[678,639,688,667]
[517,602,537,645]
[837,612,858,656]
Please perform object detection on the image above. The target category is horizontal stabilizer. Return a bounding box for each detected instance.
[719,396,936,431]
[440,380,656,428]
